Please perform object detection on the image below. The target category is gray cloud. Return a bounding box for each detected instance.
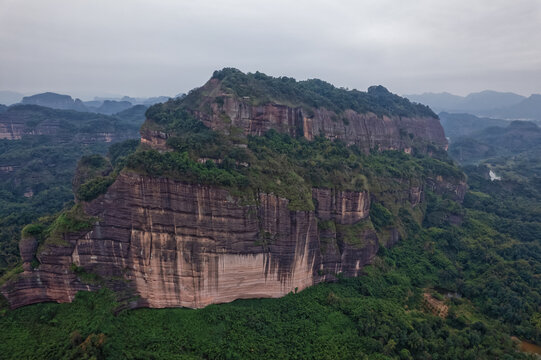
[0,0,540,98]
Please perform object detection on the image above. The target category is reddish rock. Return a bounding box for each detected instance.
[2,172,390,309]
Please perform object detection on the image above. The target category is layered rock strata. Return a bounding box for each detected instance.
[3,172,388,309]
[200,96,447,153]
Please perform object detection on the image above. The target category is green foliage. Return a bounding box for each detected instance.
[370,203,394,230]
[21,223,46,238]
[449,120,541,165]
[108,139,140,168]
[76,176,116,202]
[126,150,248,188]
[39,204,97,249]
[208,68,437,118]
[336,219,374,248]
[0,264,23,287]
[0,103,144,275]
[128,118,460,212]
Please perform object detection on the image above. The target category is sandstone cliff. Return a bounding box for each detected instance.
[142,71,447,153]
[4,170,431,309]
[1,69,464,310]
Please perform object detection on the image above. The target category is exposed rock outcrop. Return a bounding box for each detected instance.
[196,95,447,153]
[1,70,460,310]
[2,172,391,309]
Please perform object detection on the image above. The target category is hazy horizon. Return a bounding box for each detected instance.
[1,0,540,99]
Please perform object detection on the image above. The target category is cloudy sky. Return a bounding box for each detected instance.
[1,0,540,99]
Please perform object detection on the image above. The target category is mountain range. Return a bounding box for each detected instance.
[405,90,541,121]
[0,91,171,115]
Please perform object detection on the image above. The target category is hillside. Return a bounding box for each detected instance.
[449,121,541,164]
[0,69,463,310]
[0,104,145,273]
[142,68,445,154]
[1,70,540,359]
[439,112,509,141]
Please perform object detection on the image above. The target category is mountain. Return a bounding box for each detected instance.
[0,105,7,114]
[405,90,526,115]
[449,120,541,164]
[0,104,145,273]
[0,104,143,142]
[404,92,464,113]
[20,93,164,116]
[0,91,25,105]
[142,68,446,153]
[94,100,133,115]
[439,112,509,141]
[490,94,541,121]
[120,95,170,106]
[0,69,466,310]
[21,92,88,112]
[113,104,148,123]
[459,90,525,113]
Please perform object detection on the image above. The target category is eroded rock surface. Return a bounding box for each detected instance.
[3,172,387,309]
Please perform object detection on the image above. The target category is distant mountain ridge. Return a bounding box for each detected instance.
[448,120,541,164]
[405,90,526,114]
[22,92,88,112]
[439,112,509,141]
[19,92,170,115]
[406,90,541,121]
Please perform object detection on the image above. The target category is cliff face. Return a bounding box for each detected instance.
[143,77,447,153]
[195,95,447,153]
[3,172,383,309]
[1,70,461,310]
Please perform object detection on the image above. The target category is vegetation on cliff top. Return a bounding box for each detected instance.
[2,172,540,358]
[144,68,436,129]
[216,68,436,117]
[0,102,145,275]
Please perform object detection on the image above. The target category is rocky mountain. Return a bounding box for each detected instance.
[1,69,465,310]
[142,69,446,153]
[22,92,88,112]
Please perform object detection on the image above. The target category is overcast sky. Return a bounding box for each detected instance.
[1,0,540,99]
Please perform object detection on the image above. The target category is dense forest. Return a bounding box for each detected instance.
[1,92,540,358]
[0,105,145,274]
[1,145,540,358]
[147,68,436,122]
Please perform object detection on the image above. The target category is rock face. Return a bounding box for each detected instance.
[2,172,383,309]
[21,92,88,112]
[196,95,447,153]
[1,71,458,310]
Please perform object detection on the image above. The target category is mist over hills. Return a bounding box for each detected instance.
[406,90,541,121]
[1,92,171,115]
[448,120,541,164]
[0,91,25,106]
[439,112,509,141]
